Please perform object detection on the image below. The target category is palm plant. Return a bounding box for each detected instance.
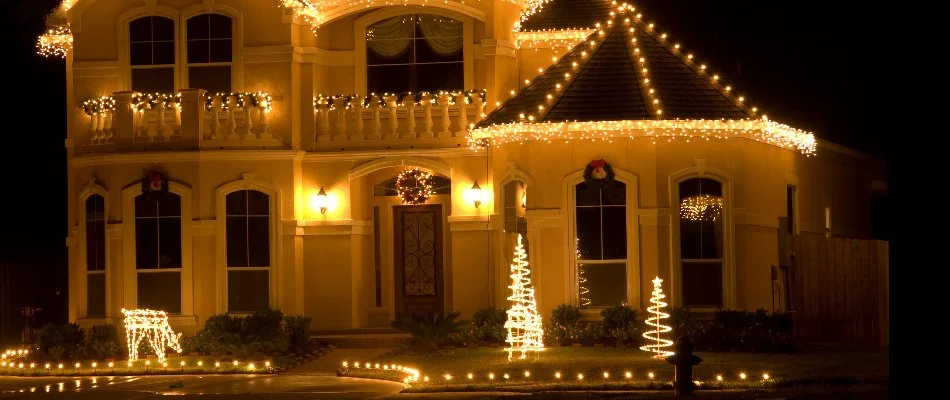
[391,311,467,351]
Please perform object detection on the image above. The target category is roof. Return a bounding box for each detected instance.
[518,0,615,31]
[478,4,750,128]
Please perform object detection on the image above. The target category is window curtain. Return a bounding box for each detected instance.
[416,14,463,55]
[367,14,463,59]
[367,15,414,58]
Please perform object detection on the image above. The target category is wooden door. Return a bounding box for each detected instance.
[393,205,443,316]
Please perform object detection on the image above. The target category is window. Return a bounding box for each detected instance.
[186,13,233,93]
[129,16,175,93]
[366,14,463,93]
[678,178,724,308]
[225,190,270,312]
[135,193,182,313]
[85,195,106,317]
[575,181,627,308]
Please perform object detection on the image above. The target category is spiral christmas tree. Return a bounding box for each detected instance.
[640,277,674,359]
[575,238,591,306]
[504,234,544,360]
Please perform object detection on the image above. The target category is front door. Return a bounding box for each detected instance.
[393,205,444,315]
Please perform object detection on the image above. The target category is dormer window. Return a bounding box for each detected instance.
[129,16,175,93]
[186,13,233,93]
[366,14,463,93]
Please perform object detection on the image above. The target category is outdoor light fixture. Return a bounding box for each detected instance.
[521,190,526,208]
[468,181,483,208]
[315,187,328,214]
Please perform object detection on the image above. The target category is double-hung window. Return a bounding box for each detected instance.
[574,181,627,308]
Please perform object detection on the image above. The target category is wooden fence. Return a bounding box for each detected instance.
[791,233,889,345]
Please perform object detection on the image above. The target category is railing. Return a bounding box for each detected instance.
[313,90,486,143]
[77,90,275,151]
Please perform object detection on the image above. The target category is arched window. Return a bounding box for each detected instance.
[366,14,463,93]
[225,190,270,312]
[186,13,233,93]
[85,194,106,317]
[134,193,182,313]
[678,177,724,308]
[574,181,627,308]
[129,16,175,93]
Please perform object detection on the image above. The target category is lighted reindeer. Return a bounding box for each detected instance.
[121,308,183,363]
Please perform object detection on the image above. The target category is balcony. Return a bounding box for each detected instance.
[74,90,281,155]
[313,90,486,150]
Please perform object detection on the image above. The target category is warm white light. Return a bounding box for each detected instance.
[555,372,561,379]
[121,308,182,363]
[312,187,329,215]
[504,234,545,360]
[762,373,770,380]
[625,371,632,379]
[467,373,473,380]
[648,372,655,379]
[640,277,674,359]
[680,195,724,222]
[467,181,484,208]
[740,372,747,380]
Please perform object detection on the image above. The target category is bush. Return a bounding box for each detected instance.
[192,310,289,357]
[576,323,600,346]
[85,324,122,360]
[283,316,312,355]
[672,308,795,353]
[600,304,642,346]
[37,323,85,361]
[551,304,583,327]
[391,311,467,351]
[471,307,507,344]
[544,304,583,346]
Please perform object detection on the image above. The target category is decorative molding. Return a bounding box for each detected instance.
[480,39,517,59]
[73,61,120,79]
[447,215,492,231]
[638,208,670,226]
[348,156,452,180]
[70,150,304,167]
[286,219,373,236]
[192,219,216,236]
[694,159,708,176]
[525,208,562,229]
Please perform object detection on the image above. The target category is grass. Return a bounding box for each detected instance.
[0,355,289,377]
[339,344,888,393]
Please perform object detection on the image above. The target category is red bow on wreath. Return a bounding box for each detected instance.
[589,159,607,169]
[148,172,163,191]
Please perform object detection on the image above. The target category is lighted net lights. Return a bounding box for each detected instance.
[679,194,724,222]
[395,168,433,205]
[121,308,183,364]
[36,26,73,58]
[639,277,674,359]
[515,29,593,48]
[469,119,817,155]
[314,89,486,110]
[504,234,545,360]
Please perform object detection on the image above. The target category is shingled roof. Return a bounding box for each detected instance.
[518,0,615,31]
[479,3,752,128]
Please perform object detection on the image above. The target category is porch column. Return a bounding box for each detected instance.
[446,216,493,319]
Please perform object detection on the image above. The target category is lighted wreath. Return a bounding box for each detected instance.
[679,194,724,222]
[395,168,433,205]
[583,159,616,189]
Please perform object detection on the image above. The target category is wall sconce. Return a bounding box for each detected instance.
[468,181,483,208]
[521,190,527,209]
[314,187,328,214]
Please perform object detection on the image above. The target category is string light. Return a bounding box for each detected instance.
[640,277,674,359]
[514,29,594,48]
[680,194,724,222]
[121,308,183,364]
[504,234,545,360]
[395,168,433,205]
[576,238,591,306]
[35,1,74,58]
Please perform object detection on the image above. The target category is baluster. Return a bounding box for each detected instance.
[455,92,469,135]
[146,107,158,141]
[171,100,181,138]
[156,97,168,141]
[209,96,222,139]
[370,95,382,140]
[258,102,271,138]
[332,97,348,142]
[403,100,417,139]
[315,99,330,141]
[103,111,114,142]
[89,113,101,143]
[421,93,434,138]
[385,94,398,140]
[226,95,239,139]
[472,94,485,125]
[438,93,452,138]
[351,97,365,141]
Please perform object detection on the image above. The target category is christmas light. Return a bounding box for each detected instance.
[740,372,747,380]
[35,1,74,58]
[680,194,724,222]
[640,277,674,359]
[395,168,433,205]
[576,238,591,306]
[504,234,545,360]
[121,308,183,364]
[514,29,594,48]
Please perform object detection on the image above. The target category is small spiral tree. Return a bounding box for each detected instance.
[575,238,591,306]
[640,277,674,359]
[504,234,544,360]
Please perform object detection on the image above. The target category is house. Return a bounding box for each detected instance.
[46,0,886,334]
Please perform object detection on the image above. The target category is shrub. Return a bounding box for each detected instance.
[600,304,642,346]
[85,324,122,360]
[192,310,289,357]
[576,323,600,346]
[448,328,479,348]
[471,307,507,344]
[671,308,795,353]
[544,304,583,346]
[283,316,312,355]
[551,304,582,327]
[37,323,85,361]
[391,311,467,351]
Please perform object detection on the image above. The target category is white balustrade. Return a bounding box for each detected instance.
[203,93,272,140]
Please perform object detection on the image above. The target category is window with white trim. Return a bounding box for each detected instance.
[225,190,270,312]
[574,181,627,308]
[678,177,724,308]
[186,13,232,93]
[129,16,176,93]
[85,194,106,317]
[366,14,463,93]
[134,193,182,313]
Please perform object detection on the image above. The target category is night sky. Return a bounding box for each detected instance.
[0,0,887,327]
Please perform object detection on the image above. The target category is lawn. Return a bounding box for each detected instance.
[0,355,286,377]
[340,344,888,393]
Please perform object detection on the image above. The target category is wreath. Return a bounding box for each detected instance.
[395,168,433,205]
[583,159,616,189]
[141,170,169,198]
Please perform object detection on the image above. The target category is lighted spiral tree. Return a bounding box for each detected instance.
[640,277,674,359]
[575,238,591,306]
[504,234,544,360]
